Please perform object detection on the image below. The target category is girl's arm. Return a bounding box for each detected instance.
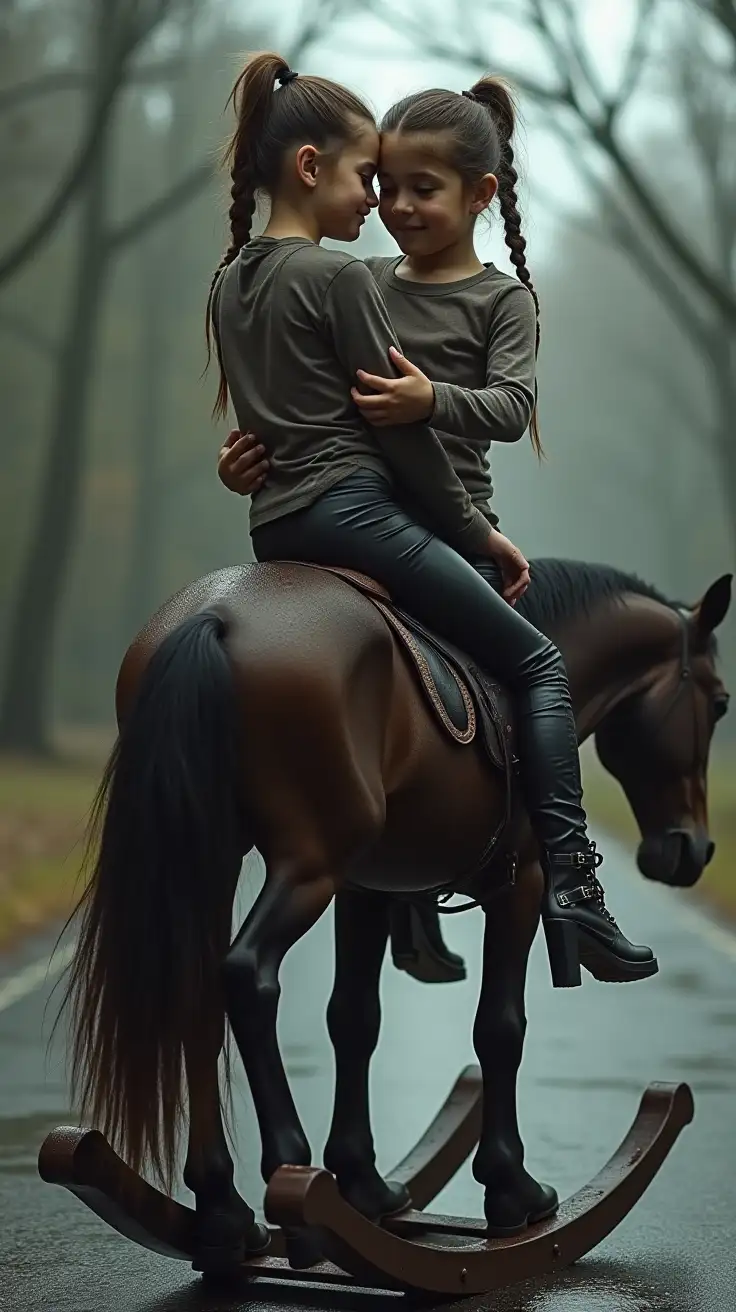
[354,286,536,444]
[323,259,493,555]
[430,286,536,444]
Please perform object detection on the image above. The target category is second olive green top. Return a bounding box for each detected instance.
[365,256,537,528]
[213,236,495,555]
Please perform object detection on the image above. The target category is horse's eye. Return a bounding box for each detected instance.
[714,694,730,722]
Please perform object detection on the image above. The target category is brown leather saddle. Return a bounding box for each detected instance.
[314,566,514,759]
[298,564,521,905]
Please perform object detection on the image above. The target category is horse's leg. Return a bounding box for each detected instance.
[223,866,335,1184]
[323,889,410,1218]
[183,1026,268,1270]
[472,859,559,1235]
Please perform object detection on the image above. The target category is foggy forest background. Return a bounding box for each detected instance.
[1,0,734,756]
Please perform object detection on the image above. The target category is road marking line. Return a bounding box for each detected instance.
[0,940,77,1015]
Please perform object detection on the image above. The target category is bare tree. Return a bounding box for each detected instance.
[122,0,199,643]
[0,0,183,288]
[694,0,736,46]
[674,16,736,552]
[0,57,186,114]
[367,0,736,545]
[0,0,340,753]
[0,4,129,752]
[366,0,736,326]
[570,19,736,552]
[0,0,185,753]
[0,0,352,288]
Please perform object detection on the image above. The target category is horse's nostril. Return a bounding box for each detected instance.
[705,841,715,866]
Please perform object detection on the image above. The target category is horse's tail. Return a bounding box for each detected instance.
[61,610,243,1188]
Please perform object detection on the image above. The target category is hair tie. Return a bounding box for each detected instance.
[461,89,479,102]
[277,69,299,86]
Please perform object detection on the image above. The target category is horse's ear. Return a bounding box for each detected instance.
[694,574,733,636]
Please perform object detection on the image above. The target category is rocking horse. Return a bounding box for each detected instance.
[40,558,730,1296]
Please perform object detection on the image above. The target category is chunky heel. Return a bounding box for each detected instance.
[542,844,657,984]
[543,917,582,988]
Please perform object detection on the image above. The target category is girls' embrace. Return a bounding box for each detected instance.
[209,53,656,988]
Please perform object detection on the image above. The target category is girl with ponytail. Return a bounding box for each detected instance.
[212,56,655,990]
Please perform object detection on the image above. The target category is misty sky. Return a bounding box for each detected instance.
[223,0,676,262]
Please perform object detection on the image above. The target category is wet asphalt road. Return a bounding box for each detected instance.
[1,834,735,1312]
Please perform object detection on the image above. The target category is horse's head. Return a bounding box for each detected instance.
[594,574,732,887]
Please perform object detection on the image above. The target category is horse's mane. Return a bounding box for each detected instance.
[518,558,677,635]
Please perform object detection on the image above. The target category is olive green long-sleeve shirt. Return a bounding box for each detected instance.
[364,256,536,528]
[213,236,493,555]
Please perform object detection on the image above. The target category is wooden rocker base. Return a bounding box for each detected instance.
[38,1071,694,1299]
[37,1065,482,1267]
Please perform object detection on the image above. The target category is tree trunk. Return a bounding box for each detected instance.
[709,327,736,564]
[0,135,112,754]
[121,227,167,641]
[122,0,198,643]
[713,386,736,564]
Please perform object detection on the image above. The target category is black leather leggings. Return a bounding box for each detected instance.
[252,470,589,858]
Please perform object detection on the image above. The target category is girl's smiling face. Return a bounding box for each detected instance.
[308,120,380,242]
[377,130,497,257]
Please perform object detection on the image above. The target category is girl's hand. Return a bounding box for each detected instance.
[351,346,434,426]
[484,530,530,605]
[217,430,269,496]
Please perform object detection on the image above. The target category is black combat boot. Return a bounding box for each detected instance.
[541,843,658,988]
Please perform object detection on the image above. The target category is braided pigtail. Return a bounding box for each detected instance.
[205,51,293,419]
[469,77,543,458]
[496,138,543,459]
[205,53,375,420]
[205,161,258,419]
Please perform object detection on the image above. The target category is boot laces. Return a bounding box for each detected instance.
[584,844,616,924]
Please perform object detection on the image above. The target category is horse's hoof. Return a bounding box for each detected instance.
[378,1180,412,1219]
[484,1178,559,1237]
[283,1225,322,1269]
[193,1246,244,1276]
[337,1172,411,1222]
[192,1214,270,1272]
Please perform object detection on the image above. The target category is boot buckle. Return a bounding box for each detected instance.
[552,852,595,869]
[557,883,597,908]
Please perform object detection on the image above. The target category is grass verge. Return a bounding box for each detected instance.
[1,737,733,954]
[0,754,100,950]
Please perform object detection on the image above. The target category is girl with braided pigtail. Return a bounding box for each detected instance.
[467,79,542,452]
[205,66,262,416]
[214,55,656,990]
[206,171,255,415]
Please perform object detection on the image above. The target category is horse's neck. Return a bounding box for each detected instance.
[554,593,678,744]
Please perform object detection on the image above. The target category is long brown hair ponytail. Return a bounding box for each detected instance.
[205,53,292,419]
[206,53,375,420]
